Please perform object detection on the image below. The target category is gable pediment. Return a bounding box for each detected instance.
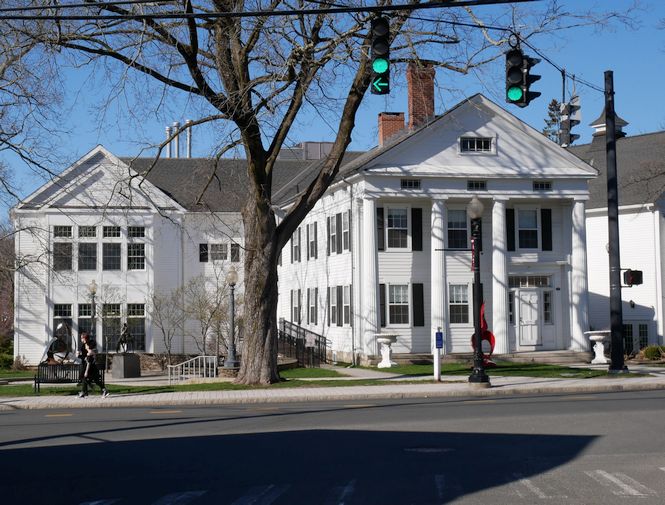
[18,146,182,211]
[362,94,596,179]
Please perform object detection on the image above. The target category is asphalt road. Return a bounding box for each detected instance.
[2,391,665,505]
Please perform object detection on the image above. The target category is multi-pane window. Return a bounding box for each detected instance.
[103,243,121,270]
[308,288,317,325]
[292,229,301,262]
[78,243,97,270]
[308,223,318,259]
[400,179,421,190]
[447,210,468,249]
[210,243,228,261]
[103,304,121,352]
[543,291,553,324]
[53,243,73,271]
[127,303,146,351]
[329,218,337,254]
[518,209,539,249]
[230,243,240,263]
[78,304,94,337]
[291,290,301,324]
[639,323,649,349]
[449,285,469,324]
[343,285,351,325]
[127,243,145,270]
[103,226,121,238]
[467,180,487,191]
[387,208,408,249]
[460,137,492,153]
[388,285,409,325]
[53,304,73,354]
[53,226,72,238]
[342,213,350,251]
[329,287,337,326]
[128,226,145,238]
[78,226,96,238]
[533,181,553,192]
[508,292,515,325]
[509,276,551,288]
[623,324,634,355]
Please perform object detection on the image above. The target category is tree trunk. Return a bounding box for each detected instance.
[236,197,280,385]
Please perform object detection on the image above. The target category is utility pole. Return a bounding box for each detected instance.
[604,70,627,373]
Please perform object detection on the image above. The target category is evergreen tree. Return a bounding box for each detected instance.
[543,99,562,143]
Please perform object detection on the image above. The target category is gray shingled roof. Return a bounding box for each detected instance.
[123,157,316,212]
[568,131,665,209]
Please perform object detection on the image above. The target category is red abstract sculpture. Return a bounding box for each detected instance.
[470,302,496,367]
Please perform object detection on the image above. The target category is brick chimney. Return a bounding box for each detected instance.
[407,61,435,130]
[378,112,405,147]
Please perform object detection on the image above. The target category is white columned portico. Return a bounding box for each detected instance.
[430,199,447,352]
[361,197,380,356]
[570,199,590,351]
[491,198,509,354]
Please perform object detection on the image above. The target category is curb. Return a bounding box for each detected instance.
[2,380,665,411]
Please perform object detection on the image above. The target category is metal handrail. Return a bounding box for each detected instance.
[167,355,217,385]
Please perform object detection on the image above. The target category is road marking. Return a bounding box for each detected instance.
[343,404,376,408]
[460,399,496,404]
[45,413,73,417]
[230,484,290,505]
[149,410,182,414]
[404,447,454,454]
[585,470,656,496]
[79,500,119,505]
[514,474,550,499]
[151,490,206,504]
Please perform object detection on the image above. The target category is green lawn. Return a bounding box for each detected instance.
[278,367,344,379]
[0,370,33,379]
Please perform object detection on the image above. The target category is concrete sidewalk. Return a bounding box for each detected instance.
[2,363,665,411]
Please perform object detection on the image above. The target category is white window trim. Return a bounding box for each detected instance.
[308,222,317,259]
[343,285,351,326]
[458,135,497,156]
[308,287,317,326]
[385,205,411,251]
[515,206,541,251]
[446,207,470,250]
[342,212,350,252]
[448,283,470,326]
[386,283,410,327]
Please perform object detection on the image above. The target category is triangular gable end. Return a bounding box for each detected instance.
[17,145,184,212]
[359,94,597,179]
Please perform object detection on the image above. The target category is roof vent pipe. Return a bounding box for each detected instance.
[172,121,180,158]
[185,119,193,158]
[165,126,172,158]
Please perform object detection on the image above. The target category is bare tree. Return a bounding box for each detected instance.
[0,225,14,345]
[184,270,230,356]
[150,286,186,366]
[25,1,633,383]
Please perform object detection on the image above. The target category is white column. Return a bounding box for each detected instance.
[430,199,447,353]
[361,197,379,356]
[492,199,509,354]
[571,199,590,351]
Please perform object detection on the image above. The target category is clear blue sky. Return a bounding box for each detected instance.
[4,0,664,216]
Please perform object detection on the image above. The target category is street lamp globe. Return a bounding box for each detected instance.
[466,196,484,219]
[88,279,98,296]
[226,266,238,287]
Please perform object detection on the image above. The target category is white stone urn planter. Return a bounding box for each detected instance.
[375,334,398,368]
[585,330,610,364]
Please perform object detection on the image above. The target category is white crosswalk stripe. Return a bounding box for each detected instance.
[513,474,554,499]
[230,484,290,505]
[585,469,657,496]
[151,491,207,505]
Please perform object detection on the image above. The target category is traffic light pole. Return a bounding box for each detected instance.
[604,70,627,373]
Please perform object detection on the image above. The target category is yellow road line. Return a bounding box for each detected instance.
[45,413,73,417]
[149,410,182,414]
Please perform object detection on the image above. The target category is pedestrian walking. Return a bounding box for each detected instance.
[78,332,109,398]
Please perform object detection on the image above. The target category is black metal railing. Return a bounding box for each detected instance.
[278,318,329,368]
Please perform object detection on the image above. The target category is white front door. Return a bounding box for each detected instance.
[518,289,541,347]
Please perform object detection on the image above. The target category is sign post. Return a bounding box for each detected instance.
[434,328,444,382]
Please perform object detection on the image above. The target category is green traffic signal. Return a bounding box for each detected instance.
[372,57,389,74]
[507,86,524,102]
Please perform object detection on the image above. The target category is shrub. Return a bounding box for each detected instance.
[11,355,28,371]
[0,353,12,369]
[642,345,665,361]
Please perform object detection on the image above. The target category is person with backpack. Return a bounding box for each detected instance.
[78,332,109,398]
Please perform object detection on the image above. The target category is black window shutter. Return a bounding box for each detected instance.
[377,208,385,251]
[298,289,302,325]
[379,284,386,327]
[336,213,343,254]
[336,286,343,326]
[314,222,318,259]
[348,209,352,252]
[306,289,310,324]
[349,285,353,327]
[326,217,331,256]
[413,283,425,327]
[541,208,552,251]
[506,209,515,252]
[290,290,294,322]
[199,244,209,262]
[412,208,423,251]
[327,287,331,327]
[297,228,301,262]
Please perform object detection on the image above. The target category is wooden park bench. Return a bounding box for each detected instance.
[33,363,105,392]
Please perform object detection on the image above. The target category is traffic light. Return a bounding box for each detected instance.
[370,17,390,95]
[623,269,643,286]
[559,95,581,147]
[505,48,541,108]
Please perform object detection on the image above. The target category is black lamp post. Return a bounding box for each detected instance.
[467,196,491,387]
[224,267,239,369]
